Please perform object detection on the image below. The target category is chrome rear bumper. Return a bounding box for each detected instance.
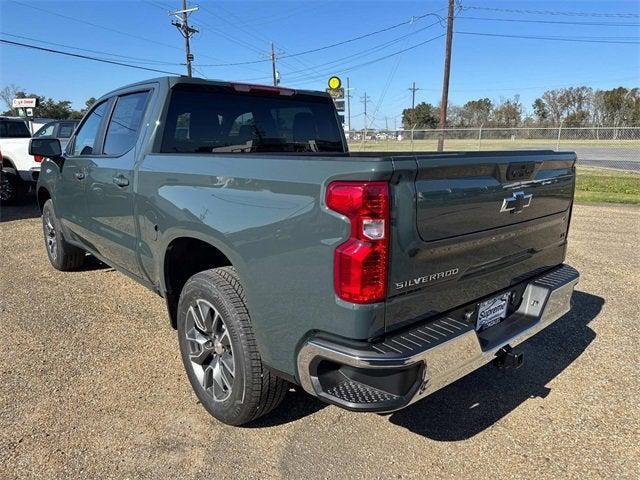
[297,264,579,412]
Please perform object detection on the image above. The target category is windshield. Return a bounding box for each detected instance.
[0,120,31,138]
[161,85,344,154]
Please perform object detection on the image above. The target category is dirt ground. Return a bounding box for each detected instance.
[1,201,638,479]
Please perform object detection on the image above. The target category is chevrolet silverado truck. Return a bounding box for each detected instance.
[32,77,580,426]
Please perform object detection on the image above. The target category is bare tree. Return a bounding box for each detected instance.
[0,84,22,115]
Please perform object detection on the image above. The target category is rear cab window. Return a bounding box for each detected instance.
[161,85,344,154]
[58,122,77,138]
[0,119,31,138]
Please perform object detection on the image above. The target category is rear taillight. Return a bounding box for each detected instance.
[34,155,44,163]
[326,181,389,304]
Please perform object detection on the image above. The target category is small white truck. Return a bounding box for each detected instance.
[0,116,39,203]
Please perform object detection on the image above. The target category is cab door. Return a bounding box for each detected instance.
[83,90,151,278]
[55,100,111,246]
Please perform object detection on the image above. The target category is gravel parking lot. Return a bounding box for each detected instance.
[1,200,638,479]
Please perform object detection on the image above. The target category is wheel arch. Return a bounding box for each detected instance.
[1,155,17,172]
[37,186,51,212]
[162,236,234,329]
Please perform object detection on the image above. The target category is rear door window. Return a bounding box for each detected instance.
[103,91,150,156]
[161,85,344,153]
[0,120,31,138]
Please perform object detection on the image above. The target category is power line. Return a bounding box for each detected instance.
[274,33,446,85]
[228,19,442,85]
[0,39,181,75]
[196,9,445,67]
[200,3,326,83]
[456,15,640,27]
[214,3,327,83]
[0,32,182,65]
[9,0,183,52]
[276,10,445,60]
[458,31,640,45]
[200,18,442,74]
[367,19,419,129]
[223,3,323,28]
[463,5,640,18]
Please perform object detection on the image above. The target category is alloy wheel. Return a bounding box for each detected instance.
[184,299,236,402]
[44,211,58,260]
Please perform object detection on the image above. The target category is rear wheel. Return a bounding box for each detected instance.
[177,267,289,425]
[42,199,85,271]
[0,169,24,205]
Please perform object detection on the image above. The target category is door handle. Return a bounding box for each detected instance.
[112,175,129,187]
[74,171,85,180]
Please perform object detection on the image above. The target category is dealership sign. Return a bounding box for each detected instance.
[12,98,37,108]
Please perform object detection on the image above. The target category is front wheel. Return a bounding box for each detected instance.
[177,267,289,425]
[42,199,85,271]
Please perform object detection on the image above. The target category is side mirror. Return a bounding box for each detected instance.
[29,138,62,159]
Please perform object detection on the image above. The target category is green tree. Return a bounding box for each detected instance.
[532,98,549,124]
[402,102,439,129]
[459,98,493,127]
[82,97,97,114]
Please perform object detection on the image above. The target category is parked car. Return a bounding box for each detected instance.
[26,117,57,135]
[0,116,38,203]
[32,77,580,426]
[33,120,80,153]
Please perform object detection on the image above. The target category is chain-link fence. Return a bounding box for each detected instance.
[347,126,640,171]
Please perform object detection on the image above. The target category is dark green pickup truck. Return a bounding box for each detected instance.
[32,77,579,425]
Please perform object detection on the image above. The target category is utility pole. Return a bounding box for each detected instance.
[361,92,370,137]
[409,81,420,127]
[270,42,278,86]
[361,92,370,145]
[170,0,199,77]
[437,0,455,151]
[346,77,352,133]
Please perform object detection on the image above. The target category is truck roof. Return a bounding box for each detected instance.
[99,76,331,101]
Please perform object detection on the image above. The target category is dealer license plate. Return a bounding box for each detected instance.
[476,293,510,331]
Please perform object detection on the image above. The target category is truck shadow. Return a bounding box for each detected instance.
[0,195,40,222]
[246,387,327,428]
[387,290,603,440]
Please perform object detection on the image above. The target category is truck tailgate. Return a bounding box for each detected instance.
[386,150,576,332]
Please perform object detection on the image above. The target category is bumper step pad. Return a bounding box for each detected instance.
[325,380,399,404]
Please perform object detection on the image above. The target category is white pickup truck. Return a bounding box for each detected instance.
[0,116,39,203]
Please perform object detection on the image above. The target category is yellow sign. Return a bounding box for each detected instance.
[328,76,341,90]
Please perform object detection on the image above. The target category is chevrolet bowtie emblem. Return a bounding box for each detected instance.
[501,191,532,214]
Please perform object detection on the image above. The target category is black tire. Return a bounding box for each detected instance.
[42,199,85,271]
[177,267,289,426]
[0,169,25,205]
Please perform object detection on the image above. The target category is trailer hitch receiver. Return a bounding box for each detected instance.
[493,345,524,369]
